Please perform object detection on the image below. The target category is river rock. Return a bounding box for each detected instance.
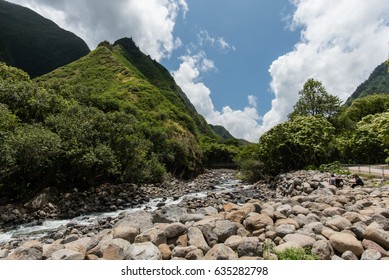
[116,211,154,233]
[329,232,364,257]
[158,244,171,260]
[274,241,302,253]
[196,206,218,216]
[187,227,210,253]
[364,222,389,250]
[237,237,260,257]
[201,223,218,246]
[127,242,161,260]
[5,240,43,260]
[283,233,315,248]
[276,224,296,238]
[361,249,381,260]
[311,239,333,260]
[276,204,292,217]
[65,237,94,257]
[341,250,358,260]
[243,213,273,231]
[224,235,242,250]
[43,242,65,259]
[361,239,389,257]
[185,248,204,260]
[153,205,186,223]
[325,216,352,231]
[203,244,238,260]
[163,222,187,239]
[134,227,166,246]
[171,245,198,258]
[112,224,139,243]
[213,220,237,242]
[102,238,131,260]
[51,249,84,260]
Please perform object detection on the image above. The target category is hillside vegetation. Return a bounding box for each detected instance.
[0,37,241,202]
[237,75,389,182]
[346,61,389,105]
[0,0,90,78]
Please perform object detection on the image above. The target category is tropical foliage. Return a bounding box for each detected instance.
[0,38,241,201]
[238,75,389,182]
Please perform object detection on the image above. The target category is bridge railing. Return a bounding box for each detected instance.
[341,164,389,179]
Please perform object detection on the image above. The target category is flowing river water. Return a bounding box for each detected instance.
[0,172,246,245]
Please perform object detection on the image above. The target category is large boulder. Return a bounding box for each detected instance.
[364,222,389,250]
[127,242,161,260]
[102,238,131,260]
[51,249,84,260]
[283,233,316,248]
[163,222,187,239]
[212,220,237,243]
[329,232,364,257]
[115,211,154,233]
[188,227,210,253]
[204,244,238,260]
[243,213,273,231]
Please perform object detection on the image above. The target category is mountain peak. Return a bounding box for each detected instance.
[0,0,90,78]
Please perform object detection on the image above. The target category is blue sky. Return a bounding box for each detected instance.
[163,0,301,115]
[9,0,389,141]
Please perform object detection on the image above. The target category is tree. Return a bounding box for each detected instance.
[0,124,62,199]
[256,115,335,174]
[339,112,389,164]
[341,94,389,123]
[289,78,342,120]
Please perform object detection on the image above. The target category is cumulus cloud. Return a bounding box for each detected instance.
[197,30,236,52]
[261,0,389,134]
[9,0,187,61]
[172,53,262,142]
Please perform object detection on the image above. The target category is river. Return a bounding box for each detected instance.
[0,171,245,245]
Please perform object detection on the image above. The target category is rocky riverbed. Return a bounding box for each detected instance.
[0,169,388,260]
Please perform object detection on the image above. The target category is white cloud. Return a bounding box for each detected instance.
[9,0,187,61]
[172,53,262,142]
[197,30,236,52]
[262,0,389,135]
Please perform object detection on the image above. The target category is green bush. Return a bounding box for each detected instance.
[275,247,319,260]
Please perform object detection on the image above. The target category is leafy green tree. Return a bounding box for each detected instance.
[0,124,62,199]
[0,103,18,134]
[256,115,335,174]
[340,112,389,164]
[289,78,342,120]
[341,94,389,124]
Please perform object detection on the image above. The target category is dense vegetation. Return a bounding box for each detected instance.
[237,73,389,182]
[0,37,242,202]
[0,0,90,78]
[346,61,389,105]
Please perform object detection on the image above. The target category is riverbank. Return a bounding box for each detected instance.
[1,169,389,260]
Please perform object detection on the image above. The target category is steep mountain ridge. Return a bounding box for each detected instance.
[35,38,227,179]
[0,0,90,78]
[346,61,389,105]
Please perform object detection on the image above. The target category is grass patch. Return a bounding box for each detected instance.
[275,247,319,260]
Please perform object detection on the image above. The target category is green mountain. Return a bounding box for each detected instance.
[0,0,90,78]
[0,37,224,200]
[33,38,224,178]
[210,124,235,140]
[346,61,389,105]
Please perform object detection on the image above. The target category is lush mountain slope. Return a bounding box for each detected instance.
[34,39,217,177]
[0,0,90,78]
[346,61,389,105]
